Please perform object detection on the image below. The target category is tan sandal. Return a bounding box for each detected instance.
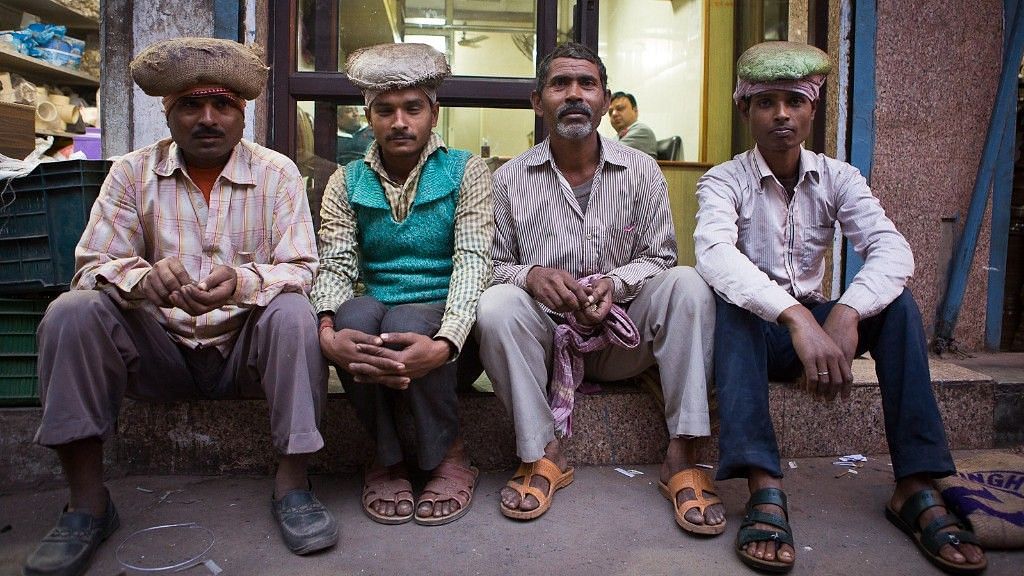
[658,468,727,535]
[500,457,574,521]
[414,461,480,526]
[362,466,415,525]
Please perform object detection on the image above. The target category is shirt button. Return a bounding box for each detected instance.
[586,233,592,239]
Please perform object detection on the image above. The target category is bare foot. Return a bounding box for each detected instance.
[660,437,726,528]
[890,475,986,567]
[501,439,568,513]
[742,470,795,565]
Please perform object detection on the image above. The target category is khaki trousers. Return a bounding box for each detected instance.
[34,290,328,455]
[474,266,715,462]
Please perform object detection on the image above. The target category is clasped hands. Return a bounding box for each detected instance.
[779,302,861,402]
[525,266,614,326]
[319,324,451,390]
[141,257,237,316]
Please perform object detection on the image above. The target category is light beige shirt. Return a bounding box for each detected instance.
[491,136,676,303]
[311,133,494,351]
[694,146,914,322]
[74,138,319,355]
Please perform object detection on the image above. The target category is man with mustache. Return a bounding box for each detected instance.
[608,91,657,158]
[475,42,723,535]
[312,43,493,526]
[23,38,335,576]
[694,41,986,574]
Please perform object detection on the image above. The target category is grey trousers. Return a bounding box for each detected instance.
[475,266,715,463]
[34,290,328,455]
[332,296,478,471]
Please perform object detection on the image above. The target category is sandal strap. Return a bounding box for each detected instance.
[747,487,788,515]
[419,462,478,507]
[919,515,980,555]
[362,467,413,507]
[737,526,795,548]
[897,489,944,527]
[666,468,721,511]
[741,509,792,535]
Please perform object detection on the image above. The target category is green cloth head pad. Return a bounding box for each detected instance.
[736,41,832,82]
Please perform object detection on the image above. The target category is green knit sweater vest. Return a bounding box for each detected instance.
[346,148,470,305]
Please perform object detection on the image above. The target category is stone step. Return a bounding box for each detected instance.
[0,357,994,487]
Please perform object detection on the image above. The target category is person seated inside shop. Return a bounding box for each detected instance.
[608,91,657,158]
[336,104,374,165]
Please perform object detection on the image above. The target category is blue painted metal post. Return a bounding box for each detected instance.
[936,3,1024,343]
[985,0,1022,349]
[214,0,241,42]
[844,0,876,287]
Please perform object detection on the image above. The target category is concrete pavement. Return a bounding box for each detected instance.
[1,452,1021,576]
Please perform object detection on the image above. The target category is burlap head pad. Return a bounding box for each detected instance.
[345,43,450,93]
[736,41,832,83]
[130,37,268,100]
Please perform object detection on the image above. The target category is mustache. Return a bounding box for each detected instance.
[386,132,415,141]
[557,102,592,119]
[192,127,225,138]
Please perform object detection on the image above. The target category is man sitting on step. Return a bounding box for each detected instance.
[24,37,335,576]
[694,40,987,575]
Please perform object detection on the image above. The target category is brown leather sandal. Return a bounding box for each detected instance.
[658,468,727,535]
[362,466,415,525]
[414,461,480,526]
[500,456,574,521]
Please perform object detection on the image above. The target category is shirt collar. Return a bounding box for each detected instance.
[155,138,256,186]
[750,145,821,189]
[524,135,626,169]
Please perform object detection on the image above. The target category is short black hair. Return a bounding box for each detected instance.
[610,92,637,109]
[535,42,608,93]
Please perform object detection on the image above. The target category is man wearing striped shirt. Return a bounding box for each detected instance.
[695,42,985,574]
[475,42,724,534]
[312,43,493,526]
[25,38,336,576]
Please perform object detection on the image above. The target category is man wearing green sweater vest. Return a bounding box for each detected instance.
[311,43,494,526]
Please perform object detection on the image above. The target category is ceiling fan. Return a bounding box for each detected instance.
[457,31,489,47]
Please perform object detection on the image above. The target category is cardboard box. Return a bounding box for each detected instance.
[0,102,34,160]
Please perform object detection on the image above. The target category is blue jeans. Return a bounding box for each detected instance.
[714,289,955,481]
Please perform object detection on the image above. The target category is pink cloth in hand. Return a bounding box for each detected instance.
[549,275,640,438]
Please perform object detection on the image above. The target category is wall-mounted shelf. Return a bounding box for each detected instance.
[2,0,98,29]
[0,45,98,87]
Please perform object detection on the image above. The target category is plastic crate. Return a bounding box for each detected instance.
[0,296,52,406]
[0,160,111,293]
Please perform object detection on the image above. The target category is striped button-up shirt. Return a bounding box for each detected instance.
[73,138,319,355]
[311,133,494,352]
[491,136,676,302]
[694,146,914,322]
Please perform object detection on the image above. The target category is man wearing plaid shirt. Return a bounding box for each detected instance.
[312,43,493,527]
[24,38,336,576]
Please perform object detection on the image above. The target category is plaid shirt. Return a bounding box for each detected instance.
[311,133,494,352]
[73,138,319,355]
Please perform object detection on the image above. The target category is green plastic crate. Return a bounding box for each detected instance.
[0,296,52,406]
[0,160,112,294]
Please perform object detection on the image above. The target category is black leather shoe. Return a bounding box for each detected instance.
[272,489,338,555]
[23,495,119,576]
